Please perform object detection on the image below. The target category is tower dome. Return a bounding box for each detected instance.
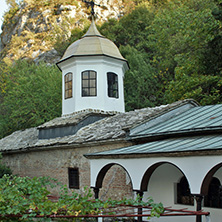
[58,19,128,66]
[57,19,129,116]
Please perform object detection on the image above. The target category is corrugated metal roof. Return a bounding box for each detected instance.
[86,135,222,156]
[130,104,222,138]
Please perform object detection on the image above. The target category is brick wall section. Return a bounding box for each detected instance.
[2,141,133,199]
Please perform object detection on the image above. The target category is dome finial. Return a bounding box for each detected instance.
[83,17,103,37]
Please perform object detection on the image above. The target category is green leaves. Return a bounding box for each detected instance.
[166,71,222,105]
[0,176,164,221]
[98,0,222,108]
[0,60,61,138]
[0,175,55,220]
[121,45,163,111]
[150,0,222,104]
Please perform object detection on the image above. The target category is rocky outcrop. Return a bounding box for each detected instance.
[0,0,128,64]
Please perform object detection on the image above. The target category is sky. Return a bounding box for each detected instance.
[0,0,8,33]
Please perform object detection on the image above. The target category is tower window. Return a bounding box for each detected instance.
[177,176,194,205]
[68,168,79,189]
[64,72,72,99]
[82,70,97,97]
[107,72,118,98]
[204,177,222,208]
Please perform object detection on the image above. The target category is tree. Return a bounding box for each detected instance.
[163,0,222,104]
[0,60,61,138]
[121,45,163,111]
[99,5,167,110]
[134,0,221,105]
[102,0,222,107]
[204,3,222,77]
[100,5,155,54]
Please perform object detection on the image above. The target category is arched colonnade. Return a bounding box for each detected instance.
[89,155,222,221]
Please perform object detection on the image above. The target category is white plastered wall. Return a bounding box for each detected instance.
[144,163,195,222]
[89,155,222,222]
[59,56,126,116]
[90,156,222,193]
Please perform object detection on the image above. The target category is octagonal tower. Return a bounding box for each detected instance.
[57,19,129,116]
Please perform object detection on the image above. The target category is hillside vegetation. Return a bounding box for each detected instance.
[0,0,222,138]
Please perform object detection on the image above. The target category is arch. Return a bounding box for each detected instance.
[95,163,132,189]
[201,163,222,195]
[140,161,187,191]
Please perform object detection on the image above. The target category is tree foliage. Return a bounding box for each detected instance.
[155,0,222,104]
[99,0,222,109]
[0,60,61,138]
[99,5,167,110]
[121,45,162,110]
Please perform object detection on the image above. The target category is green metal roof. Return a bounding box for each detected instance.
[130,104,222,139]
[85,134,222,157]
[85,104,222,158]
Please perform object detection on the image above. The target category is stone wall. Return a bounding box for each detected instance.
[2,140,133,200]
[99,164,134,201]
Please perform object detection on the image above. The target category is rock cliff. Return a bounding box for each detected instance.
[0,0,130,64]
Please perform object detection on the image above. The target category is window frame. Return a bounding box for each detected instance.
[107,72,119,98]
[64,72,73,99]
[68,168,79,189]
[82,70,97,97]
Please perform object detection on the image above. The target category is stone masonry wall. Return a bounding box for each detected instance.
[99,164,134,201]
[2,141,133,200]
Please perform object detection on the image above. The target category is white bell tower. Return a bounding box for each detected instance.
[57,19,129,116]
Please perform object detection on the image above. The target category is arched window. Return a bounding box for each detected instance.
[177,176,194,205]
[82,70,97,97]
[204,177,222,208]
[107,72,118,98]
[64,72,72,99]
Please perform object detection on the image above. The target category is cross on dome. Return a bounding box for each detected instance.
[82,0,101,16]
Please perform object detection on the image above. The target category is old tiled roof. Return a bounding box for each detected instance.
[37,109,116,129]
[0,99,197,152]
